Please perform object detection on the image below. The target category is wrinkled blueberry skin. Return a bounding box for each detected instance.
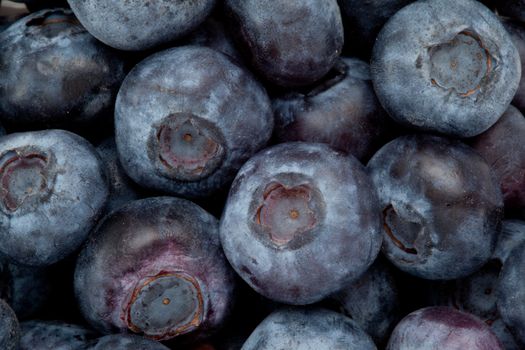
[0,9,126,129]
[339,0,415,58]
[497,241,525,346]
[371,0,521,137]
[0,299,19,350]
[387,307,503,350]
[96,138,142,215]
[0,130,108,266]
[501,20,525,114]
[75,197,235,342]
[116,46,273,199]
[471,106,525,219]
[368,134,503,280]
[19,321,97,350]
[86,334,170,350]
[220,142,382,304]
[66,0,215,51]
[273,58,394,162]
[242,308,376,350]
[224,0,344,87]
[333,258,402,346]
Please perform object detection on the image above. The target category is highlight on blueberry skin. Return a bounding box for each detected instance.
[0,129,108,266]
[368,134,503,280]
[66,0,215,51]
[115,46,273,199]
[0,9,126,129]
[371,0,521,137]
[86,334,170,350]
[224,0,344,87]
[220,142,382,304]
[273,58,393,162]
[19,320,97,350]
[241,308,377,350]
[0,299,19,350]
[386,306,503,350]
[74,197,236,342]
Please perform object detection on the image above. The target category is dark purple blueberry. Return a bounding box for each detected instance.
[115,46,273,199]
[273,58,394,162]
[333,258,402,346]
[470,105,525,219]
[66,0,215,51]
[87,334,170,350]
[387,307,503,349]
[371,0,520,137]
[0,299,19,350]
[497,241,525,346]
[501,19,525,113]
[0,129,108,266]
[367,134,503,280]
[224,0,344,87]
[96,138,142,214]
[75,197,235,342]
[19,321,97,350]
[242,308,377,350]
[220,142,382,304]
[0,9,126,129]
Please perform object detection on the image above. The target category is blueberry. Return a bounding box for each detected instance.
[115,46,273,199]
[497,240,525,346]
[224,0,344,87]
[19,320,97,350]
[386,306,503,349]
[501,19,525,113]
[241,308,377,350]
[0,9,126,129]
[371,0,521,137]
[220,142,382,304]
[332,258,402,346]
[367,134,503,280]
[471,105,525,219]
[0,299,19,350]
[66,0,216,51]
[273,58,394,161]
[75,197,235,342]
[86,334,170,350]
[0,129,108,266]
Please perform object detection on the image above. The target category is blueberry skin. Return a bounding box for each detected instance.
[273,58,393,162]
[220,142,382,304]
[371,0,521,137]
[224,0,344,87]
[75,197,235,342]
[86,334,170,350]
[497,241,525,346]
[241,308,376,350]
[0,9,126,128]
[501,19,525,114]
[0,299,19,350]
[66,0,215,51]
[333,259,402,346]
[471,105,525,219]
[387,306,503,350]
[0,129,108,266]
[19,321,97,350]
[368,134,503,280]
[115,46,273,199]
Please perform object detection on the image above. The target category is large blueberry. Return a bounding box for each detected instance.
[0,9,126,129]
[368,134,503,279]
[220,142,382,304]
[115,46,273,199]
[0,129,108,266]
[0,299,19,350]
[273,58,394,162]
[66,0,215,51]
[387,307,503,350]
[241,308,377,350]
[19,321,97,350]
[224,0,344,87]
[75,197,235,342]
[371,0,520,137]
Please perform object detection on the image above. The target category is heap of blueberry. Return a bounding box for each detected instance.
[0,0,524,348]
